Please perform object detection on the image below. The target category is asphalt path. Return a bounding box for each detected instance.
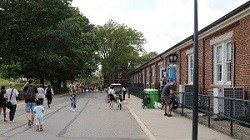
[0,91,147,140]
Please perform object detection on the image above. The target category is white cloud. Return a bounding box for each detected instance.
[71,0,249,54]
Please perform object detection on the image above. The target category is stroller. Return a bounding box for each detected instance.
[141,94,150,109]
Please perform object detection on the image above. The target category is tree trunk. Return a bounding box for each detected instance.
[63,79,67,88]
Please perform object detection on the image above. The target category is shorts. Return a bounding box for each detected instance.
[108,94,115,101]
[161,96,170,105]
[36,117,43,125]
[26,102,36,113]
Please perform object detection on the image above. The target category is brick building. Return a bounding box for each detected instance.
[129,1,250,99]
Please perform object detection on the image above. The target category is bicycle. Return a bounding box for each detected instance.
[141,94,150,109]
[115,94,122,110]
[169,94,179,115]
[105,94,110,103]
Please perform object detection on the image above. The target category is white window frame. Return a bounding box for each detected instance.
[188,53,194,84]
[186,48,194,85]
[213,41,232,85]
[146,68,150,84]
[151,66,155,84]
[211,31,233,86]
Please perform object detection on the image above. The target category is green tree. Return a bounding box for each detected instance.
[96,20,146,83]
[0,0,99,88]
[136,51,158,67]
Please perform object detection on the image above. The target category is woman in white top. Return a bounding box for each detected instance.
[37,84,45,105]
[108,86,115,109]
[5,83,19,122]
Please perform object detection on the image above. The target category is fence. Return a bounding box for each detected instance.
[129,87,250,139]
[177,92,250,139]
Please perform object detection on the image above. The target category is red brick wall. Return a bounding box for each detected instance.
[179,46,190,85]
[130,15,250,99]
[234,15,250,99]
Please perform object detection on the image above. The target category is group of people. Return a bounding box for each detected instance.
[21,78,54,131]
[0,78,54,132]
[107,86,126,109]
[0,83,19,122]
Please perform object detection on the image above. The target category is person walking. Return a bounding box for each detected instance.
[161,82,176,117]
[21,78,38,126]
[6,83,19,122]
[122,86,127,100]
[69,83,80,111]
[33,100,44,132]
[37,84,45,105]
[108,86,115,109]
[45,84,54,108]
[0,86,7,122]
[69,84,76,111]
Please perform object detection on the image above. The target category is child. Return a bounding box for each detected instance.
[33,100,44,132]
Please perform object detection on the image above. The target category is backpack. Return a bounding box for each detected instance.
[46,88,52,97]
[26,86,35,101]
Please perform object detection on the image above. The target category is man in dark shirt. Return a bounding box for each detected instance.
[161,82,176,117]
[21,78,38,126]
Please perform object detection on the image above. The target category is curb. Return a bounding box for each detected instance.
[125,102,156,140]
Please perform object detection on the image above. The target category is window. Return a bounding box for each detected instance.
[142,70,145,84]
[226,42,232,81]
[151,67,155,83]
[146,69,150,84]
[214,41,232,85]
[188,54,194,84]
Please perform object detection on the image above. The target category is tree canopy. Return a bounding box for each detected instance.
[0,1,158,87]
[96,20,157,83]
[0,0,99,87]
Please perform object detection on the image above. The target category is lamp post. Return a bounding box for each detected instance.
[192,0,199,140]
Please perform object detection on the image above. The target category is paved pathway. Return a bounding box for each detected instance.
[125,95,234,140]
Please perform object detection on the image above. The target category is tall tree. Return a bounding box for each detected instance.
[96,20,146,83]
[0,0,98,87]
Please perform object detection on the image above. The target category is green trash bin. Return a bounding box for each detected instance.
[143,89,159,108]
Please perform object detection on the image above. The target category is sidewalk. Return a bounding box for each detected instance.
[125,95,234,140]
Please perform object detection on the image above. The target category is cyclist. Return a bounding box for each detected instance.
[108,86,115,109]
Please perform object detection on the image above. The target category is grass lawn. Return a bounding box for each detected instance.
[0,78,25,91]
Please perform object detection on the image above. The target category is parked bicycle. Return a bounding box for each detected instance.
[169,94,179,114]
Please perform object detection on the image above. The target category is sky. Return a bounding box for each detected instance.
[71,0,249,54]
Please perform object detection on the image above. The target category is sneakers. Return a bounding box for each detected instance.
[72,109,76,112]
[28,120,33,126]
[70,108,73,111]
[167,114,172,117]
[164,113,172,117]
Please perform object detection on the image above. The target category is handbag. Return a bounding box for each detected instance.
[6,88,14,109]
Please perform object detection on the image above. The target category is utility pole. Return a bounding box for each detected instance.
[192,0,199,140]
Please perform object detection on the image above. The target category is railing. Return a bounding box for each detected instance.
[177,92,250,139]
[129,87,250,139]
